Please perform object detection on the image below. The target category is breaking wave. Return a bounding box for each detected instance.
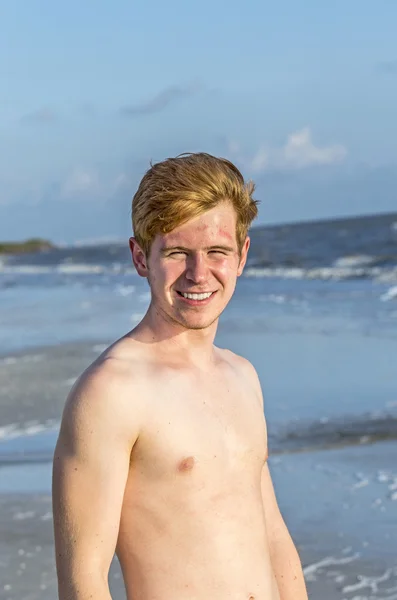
[244,262,397,283]
[271,410,397,455]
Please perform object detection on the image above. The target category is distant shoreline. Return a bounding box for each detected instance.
[0,239,55,255]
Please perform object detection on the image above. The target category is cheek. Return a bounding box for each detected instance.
[215,258,239,278]
[162,263,185,285]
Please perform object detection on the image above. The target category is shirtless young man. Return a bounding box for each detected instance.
[52,153,308,600]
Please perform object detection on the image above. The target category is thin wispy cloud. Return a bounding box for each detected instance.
[61,168,100,199]
[59,169,132,202]
[375,60,397,75]
[112,172,131,192]
[20,107,58,125]
[228,128,347,173]
[119,84,200,117]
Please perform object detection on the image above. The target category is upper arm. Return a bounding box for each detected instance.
[261,462,290,546]
[52,363,143,586]
[238,356,289,542]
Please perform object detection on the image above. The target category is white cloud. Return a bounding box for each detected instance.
[112,172,131,192]
[229,128,347,172]
[250,147,269,172]
[59,169,133,202]
[281,128,347,168]
[61,168,100,198]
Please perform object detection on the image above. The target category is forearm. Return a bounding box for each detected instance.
[270,534,308,600]
[57,576,113,600]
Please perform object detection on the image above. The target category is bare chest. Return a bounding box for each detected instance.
[131,371,267,489]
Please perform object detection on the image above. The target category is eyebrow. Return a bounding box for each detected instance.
[160,245,235,254]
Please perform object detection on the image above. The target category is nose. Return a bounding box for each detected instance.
[185,253,209,284]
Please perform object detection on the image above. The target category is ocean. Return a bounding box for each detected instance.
[0,211,397,599]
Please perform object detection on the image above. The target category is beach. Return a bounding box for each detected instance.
[0,334,396,600]
[1,213,397,599]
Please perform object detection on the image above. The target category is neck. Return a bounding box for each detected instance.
[132,302,219,369]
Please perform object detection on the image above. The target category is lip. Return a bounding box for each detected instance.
[176,290,217,306]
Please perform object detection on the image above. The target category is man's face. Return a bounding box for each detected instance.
[133,202,250,331]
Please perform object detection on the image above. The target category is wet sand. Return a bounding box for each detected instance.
[0,494,126,600]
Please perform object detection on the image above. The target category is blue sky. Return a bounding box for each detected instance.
[1,0,397,243]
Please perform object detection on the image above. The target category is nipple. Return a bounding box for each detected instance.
[177,456,196,473]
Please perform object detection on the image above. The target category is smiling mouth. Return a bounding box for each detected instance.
[176,291,215,300]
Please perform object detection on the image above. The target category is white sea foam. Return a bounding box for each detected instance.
[1,256,396,284]
[342,567,394,594]
[62,377,78,386]
[245,267,305,279]
[116,284,135,296]
[92,344,108,353]
[0,356,17,365]
[244,263,397,283]
[138,292,151,302]
[334,254,376,268]
[40,511,52,521]
[0,420,59,441]
[0,354,44,366]
[380,286,397,301]
[0,263,136,276]
[57,263,105,274]
[351,476,370,490]
[0,265,53,274]
[13,511,36,521]
[303,552,359,577]
[377,471,391,483]
[266,294,286,304]
[376,268,397,284]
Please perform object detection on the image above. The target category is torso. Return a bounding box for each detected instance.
[111,342,280,600]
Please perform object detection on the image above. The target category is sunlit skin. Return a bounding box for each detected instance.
[53,201,308,600]
[129,202,250,356]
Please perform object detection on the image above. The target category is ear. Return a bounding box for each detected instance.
[237,236,250,276]
[129,237,149,277]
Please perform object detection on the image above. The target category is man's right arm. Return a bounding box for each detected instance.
[52,362,142,599]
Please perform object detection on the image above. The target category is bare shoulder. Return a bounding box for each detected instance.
[52,338,152,581]
[218,346,260,382]
[60,338,151,447]
[217,347,263,406]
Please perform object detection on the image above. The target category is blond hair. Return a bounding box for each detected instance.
[132,152,259,255]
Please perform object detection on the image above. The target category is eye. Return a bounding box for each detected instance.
[169,251,187,256]
[209,250,226,256]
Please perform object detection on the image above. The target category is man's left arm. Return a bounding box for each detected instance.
[241,357,308,600]
[261,461,308,600]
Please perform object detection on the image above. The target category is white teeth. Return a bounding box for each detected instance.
[182,292,213,300]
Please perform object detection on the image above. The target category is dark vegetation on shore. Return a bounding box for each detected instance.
[0,238,55,254]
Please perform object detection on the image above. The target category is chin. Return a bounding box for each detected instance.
[176,313,219,331]
[183,322,216,331]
